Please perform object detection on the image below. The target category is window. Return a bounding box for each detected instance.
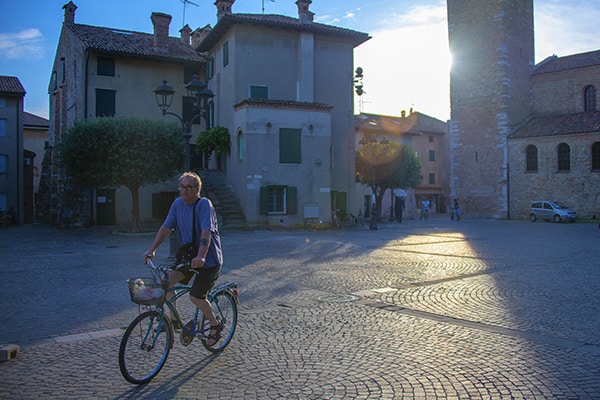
[526,145,538,172]
[279,128,302,163]
[250,85,268,99]
[584,85,597,112]
[223,41,229,67]
[0,194,6,213]
[182,96,200,125]
[428,135,434,143]
[429,173,436,184]
[0,119,6,137]
[428,150,435,162]
[557,143,570,171]
[95,89,116,117]
[0,154,6,172]
[260,186,297,215]
[592,142,600,170]
[97,57,115,76]
[237,130,245,161]
[61,57,65,83]
[0,97,5,108]
[206,57,214,80]
[51,71,57,91]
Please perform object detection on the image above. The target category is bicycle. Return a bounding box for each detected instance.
[118,259,239,385]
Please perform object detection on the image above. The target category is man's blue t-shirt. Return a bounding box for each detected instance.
[163,197,223,268]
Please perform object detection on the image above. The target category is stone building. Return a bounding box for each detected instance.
[509,51,600,219]
[447,0,600,219]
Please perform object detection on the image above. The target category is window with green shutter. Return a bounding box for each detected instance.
[279,128,301,164]
[260,186,297,215]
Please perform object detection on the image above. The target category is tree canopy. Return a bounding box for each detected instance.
[356,140,422,220]
[59,116,184,232]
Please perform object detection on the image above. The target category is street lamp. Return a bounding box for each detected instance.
[154,75,214,171]
[359,134,389,230]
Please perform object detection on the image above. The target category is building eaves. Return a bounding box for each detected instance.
[198,13,370,52]
[234,98,333,112]
[24,112,49,128]
[533,49,600,75]
[0,76,26,95]
[509,112,600,139]
[66,23,204,64]
[355,112,446,136]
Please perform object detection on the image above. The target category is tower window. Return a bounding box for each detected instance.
[584,85,597,112]
[592,142,600,171]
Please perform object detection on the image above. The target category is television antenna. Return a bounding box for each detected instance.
[262,0,275,14]
[180,0,199,27]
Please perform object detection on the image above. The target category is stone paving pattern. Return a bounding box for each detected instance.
[0,216,599,399]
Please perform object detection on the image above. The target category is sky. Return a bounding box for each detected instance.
[1,0,600,122]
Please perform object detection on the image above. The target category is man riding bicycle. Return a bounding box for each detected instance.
[143,172,223,345]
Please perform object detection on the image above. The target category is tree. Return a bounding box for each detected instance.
[59,116,184,232]
[356,140,422,220]
[196,126,231,170]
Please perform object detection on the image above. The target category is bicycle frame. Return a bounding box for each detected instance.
[145,259,238,338]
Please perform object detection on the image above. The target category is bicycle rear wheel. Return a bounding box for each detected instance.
[201,291,238,353]
[119,310,173,384]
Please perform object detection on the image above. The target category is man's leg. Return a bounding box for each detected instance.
[166,270,185,320]
[190,295,219,326]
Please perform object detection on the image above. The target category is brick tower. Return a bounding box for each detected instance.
[446,0,534,218]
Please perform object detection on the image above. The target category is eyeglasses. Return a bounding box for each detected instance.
[178,185,197,191]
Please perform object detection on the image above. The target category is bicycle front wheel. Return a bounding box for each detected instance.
[119,310,173,384]
[201,291,238,353]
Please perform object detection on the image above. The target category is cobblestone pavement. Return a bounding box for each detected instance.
[1,216,599,399]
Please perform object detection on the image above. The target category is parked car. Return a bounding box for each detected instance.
[529,200,577,223]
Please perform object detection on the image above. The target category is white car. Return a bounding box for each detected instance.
[529,200,577,223]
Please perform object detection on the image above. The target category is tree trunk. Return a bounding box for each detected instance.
[129,185,143,233]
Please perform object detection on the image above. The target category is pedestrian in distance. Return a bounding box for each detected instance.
[143,171,224,345]
[419,199,430,220]
[453,199,461,221]
[395,196,405,223]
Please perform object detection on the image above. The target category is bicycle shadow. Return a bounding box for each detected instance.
[113,350,225,399]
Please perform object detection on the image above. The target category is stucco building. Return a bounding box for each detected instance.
[197,0,370,226]
[355,110,450,219]
[41,1,206,226]
[43,0,369,228]
[0,76,26,225]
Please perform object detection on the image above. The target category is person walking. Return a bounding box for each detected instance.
[454,199,461,221]
[420,199,430,220]
[143,171,224,345]
[395,196,405,223]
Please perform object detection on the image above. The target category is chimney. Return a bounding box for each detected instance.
[215,0,235,20]
[151,12,172,49]
[401,110,406,118]
[62,1,77,24]
[180,24,192,45]
[192,25,212,49]
[296,0,314,23]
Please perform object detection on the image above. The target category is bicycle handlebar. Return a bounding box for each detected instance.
[145,258,196,275]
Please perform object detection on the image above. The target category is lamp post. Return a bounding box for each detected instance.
[154,74,214,171]
[359,134,389,231]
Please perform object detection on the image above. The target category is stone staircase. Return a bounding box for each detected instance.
[200,171,246,230]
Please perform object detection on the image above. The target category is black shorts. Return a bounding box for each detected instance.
[183,265,220,299]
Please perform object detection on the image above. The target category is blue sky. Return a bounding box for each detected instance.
[1,0,599,121]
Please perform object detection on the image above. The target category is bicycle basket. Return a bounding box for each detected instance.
[127,277,167,306]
